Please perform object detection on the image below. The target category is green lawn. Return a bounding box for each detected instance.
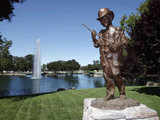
[0,86,160,120]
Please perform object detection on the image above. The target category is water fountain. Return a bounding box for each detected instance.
[32,39,41,79]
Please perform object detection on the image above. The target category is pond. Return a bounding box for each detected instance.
[0,74,105,97]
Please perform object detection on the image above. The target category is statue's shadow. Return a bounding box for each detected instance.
[131,87,160,97]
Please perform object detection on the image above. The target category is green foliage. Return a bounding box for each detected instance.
[24,54,33,71]
[137,0,150,14]
[0,57,13,72]
[120,0,160,80]
[0,34,13,72]
[12,54,33,71]
[12,57,27,71]
[0,0,25,71]
[47,59,80,72]
[64,60,80,71]
[0,0,24,21]
[0,34,12,57]
[120,13,139,36]
[47,60,65,72]
[81,60,102,71]
[120,15,127,31]
[120,0,150,36]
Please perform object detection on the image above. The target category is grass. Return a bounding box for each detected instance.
[0,86,159,120]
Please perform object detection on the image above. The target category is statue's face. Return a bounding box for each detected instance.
[98,15,112,27]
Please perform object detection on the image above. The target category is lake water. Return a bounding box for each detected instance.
[0,74,105,97]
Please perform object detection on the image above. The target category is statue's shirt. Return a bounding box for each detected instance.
[95,26,128,75]
[98,26,127,52]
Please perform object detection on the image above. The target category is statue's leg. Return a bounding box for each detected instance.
[114,74,126,99]
[103,64,115,101]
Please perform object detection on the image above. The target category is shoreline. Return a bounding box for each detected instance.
[0,73,26,76]
[0,70,104,77]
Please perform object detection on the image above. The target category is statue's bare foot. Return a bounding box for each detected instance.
[104,95,114,101]
[120,95,126,100]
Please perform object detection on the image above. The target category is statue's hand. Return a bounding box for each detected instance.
[91,30,97,39]
[91,30,99,48]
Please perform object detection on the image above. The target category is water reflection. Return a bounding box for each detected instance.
[93,79,105,88]
[32,79,40,93]
[0,74,105,97]
[53,74,79,88]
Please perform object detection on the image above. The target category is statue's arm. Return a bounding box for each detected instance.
[91,30,100,48]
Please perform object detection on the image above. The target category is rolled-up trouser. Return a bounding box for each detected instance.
[102,53,126,100]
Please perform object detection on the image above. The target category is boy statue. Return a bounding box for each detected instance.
[91,8,128,100]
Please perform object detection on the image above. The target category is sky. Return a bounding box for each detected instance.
[0,0,145,66]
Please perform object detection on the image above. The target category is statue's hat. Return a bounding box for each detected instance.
[97,8,114,21]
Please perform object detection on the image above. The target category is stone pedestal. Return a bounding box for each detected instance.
[83,98,159,120]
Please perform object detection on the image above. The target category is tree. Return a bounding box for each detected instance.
[24,54,33,71]
[12,54,34,72]
[0,0,24,21]
[47,59,80,73]
[0,34,12,57]
[0,0,25,71]
[80,60,102,71]
[120,0,160,80]
[64,59,80,72]
[12,56,28,71]
[0,34,13,72]
[0,57,13,72]
[47,61,65,72]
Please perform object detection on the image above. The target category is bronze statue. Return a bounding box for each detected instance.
[91,8,128,100]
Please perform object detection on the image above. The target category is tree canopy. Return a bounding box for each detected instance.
[12,54,33,71]
[81,60,102,71]
[0,0,24,21]
[0,34,12,72]
[47,59,80,72]
[120,0,160,80]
